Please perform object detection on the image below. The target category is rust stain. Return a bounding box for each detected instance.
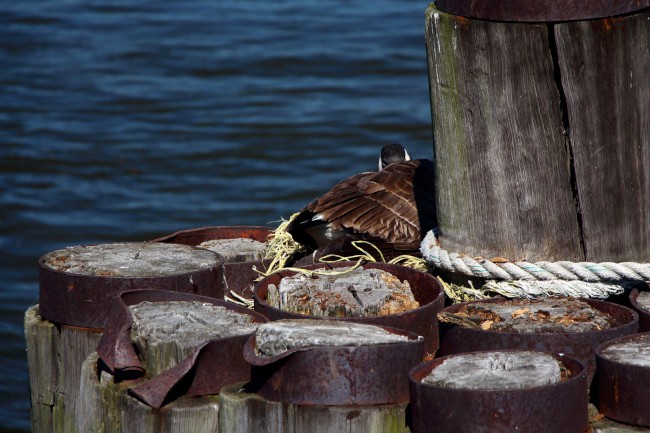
[601,18,614,34]
[455,15,469,28]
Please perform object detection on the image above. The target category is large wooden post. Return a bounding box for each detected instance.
[426,2,650,262]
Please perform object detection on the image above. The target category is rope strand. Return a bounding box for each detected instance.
[421,230,646,300]
[421,231,650,284]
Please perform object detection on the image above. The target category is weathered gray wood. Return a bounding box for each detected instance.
[77,352,220,433]
[425,6,583,262]
[198,238,267,263]
[40,242,225,328]
[218,382,410,433]
[426,6,650,263]
[24,305,103,433]
[41,242,219,277]
[599,334,650,367]
[555,11,650,262]
[267,268,419,317]
[129,301,258,376]
[423,351,562,390]
[254,319,410,357]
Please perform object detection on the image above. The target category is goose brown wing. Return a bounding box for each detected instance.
[306,159,436,245]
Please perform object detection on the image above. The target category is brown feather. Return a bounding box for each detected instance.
[287,159,437,256]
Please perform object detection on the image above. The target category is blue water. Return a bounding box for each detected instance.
[1,1,433,430]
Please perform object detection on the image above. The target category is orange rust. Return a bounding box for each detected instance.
[455,15,469,28]
[601,17,613,34]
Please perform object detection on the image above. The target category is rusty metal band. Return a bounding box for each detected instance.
[629,289,650,332]
[253,261,446,358]
[434,0,650,22]
[243,325,424,405]
[152,225,273,244]
[153,225,273,299]
[595,332,650,427]
[96,289,268,409]
[409,352,589,433]
[39,245,225,329]
[223,259,268,299]
[438,298,638,380]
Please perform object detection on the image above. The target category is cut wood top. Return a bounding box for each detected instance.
[130,300,259,348]
[600,334,650,367]
[130,300,260,377]
[41,242,220,277]
[198,238,267,263]
[267,267,419,318]
[254,319,412,357]
[422,351,563,390]
[440,298,616,333]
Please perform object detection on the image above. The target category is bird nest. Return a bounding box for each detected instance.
[258,213,429,278]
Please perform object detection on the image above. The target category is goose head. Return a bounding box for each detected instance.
[379,142,411,170]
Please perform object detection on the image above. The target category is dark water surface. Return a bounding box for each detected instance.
[1,1,433,430]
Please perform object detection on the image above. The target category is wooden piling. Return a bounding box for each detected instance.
[24,306,103,433]
[77,353,220,433]
[218,383,410,433]
[26,242,226,433]
[425,5,650,262]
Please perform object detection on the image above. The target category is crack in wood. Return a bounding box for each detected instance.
[548,24,587,261]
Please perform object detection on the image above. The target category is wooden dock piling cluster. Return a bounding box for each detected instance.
[25,2,650,432]
[25,243,420,433]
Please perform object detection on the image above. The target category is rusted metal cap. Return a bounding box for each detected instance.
[434,0,650,22]
[253,261,446,358]
[153,225,273,299]
[409,351,589,433]
[243,324,424,405]
[629,288,650,332]
[595,332,650,427]
[152,225,273,245]
[96,289,268,409]
[39,242,225,329]
[438,297,638,381]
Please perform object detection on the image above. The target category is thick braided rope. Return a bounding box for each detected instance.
[421,231,650,283]
[420,230,650,300]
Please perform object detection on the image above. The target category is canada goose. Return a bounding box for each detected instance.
[286,143,437,260]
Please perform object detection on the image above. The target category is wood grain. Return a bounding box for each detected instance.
[555,11,650,262]
[77,352,220,433]
[426,6,583,262]
[218,382,409,433]
[24,305,103,433]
